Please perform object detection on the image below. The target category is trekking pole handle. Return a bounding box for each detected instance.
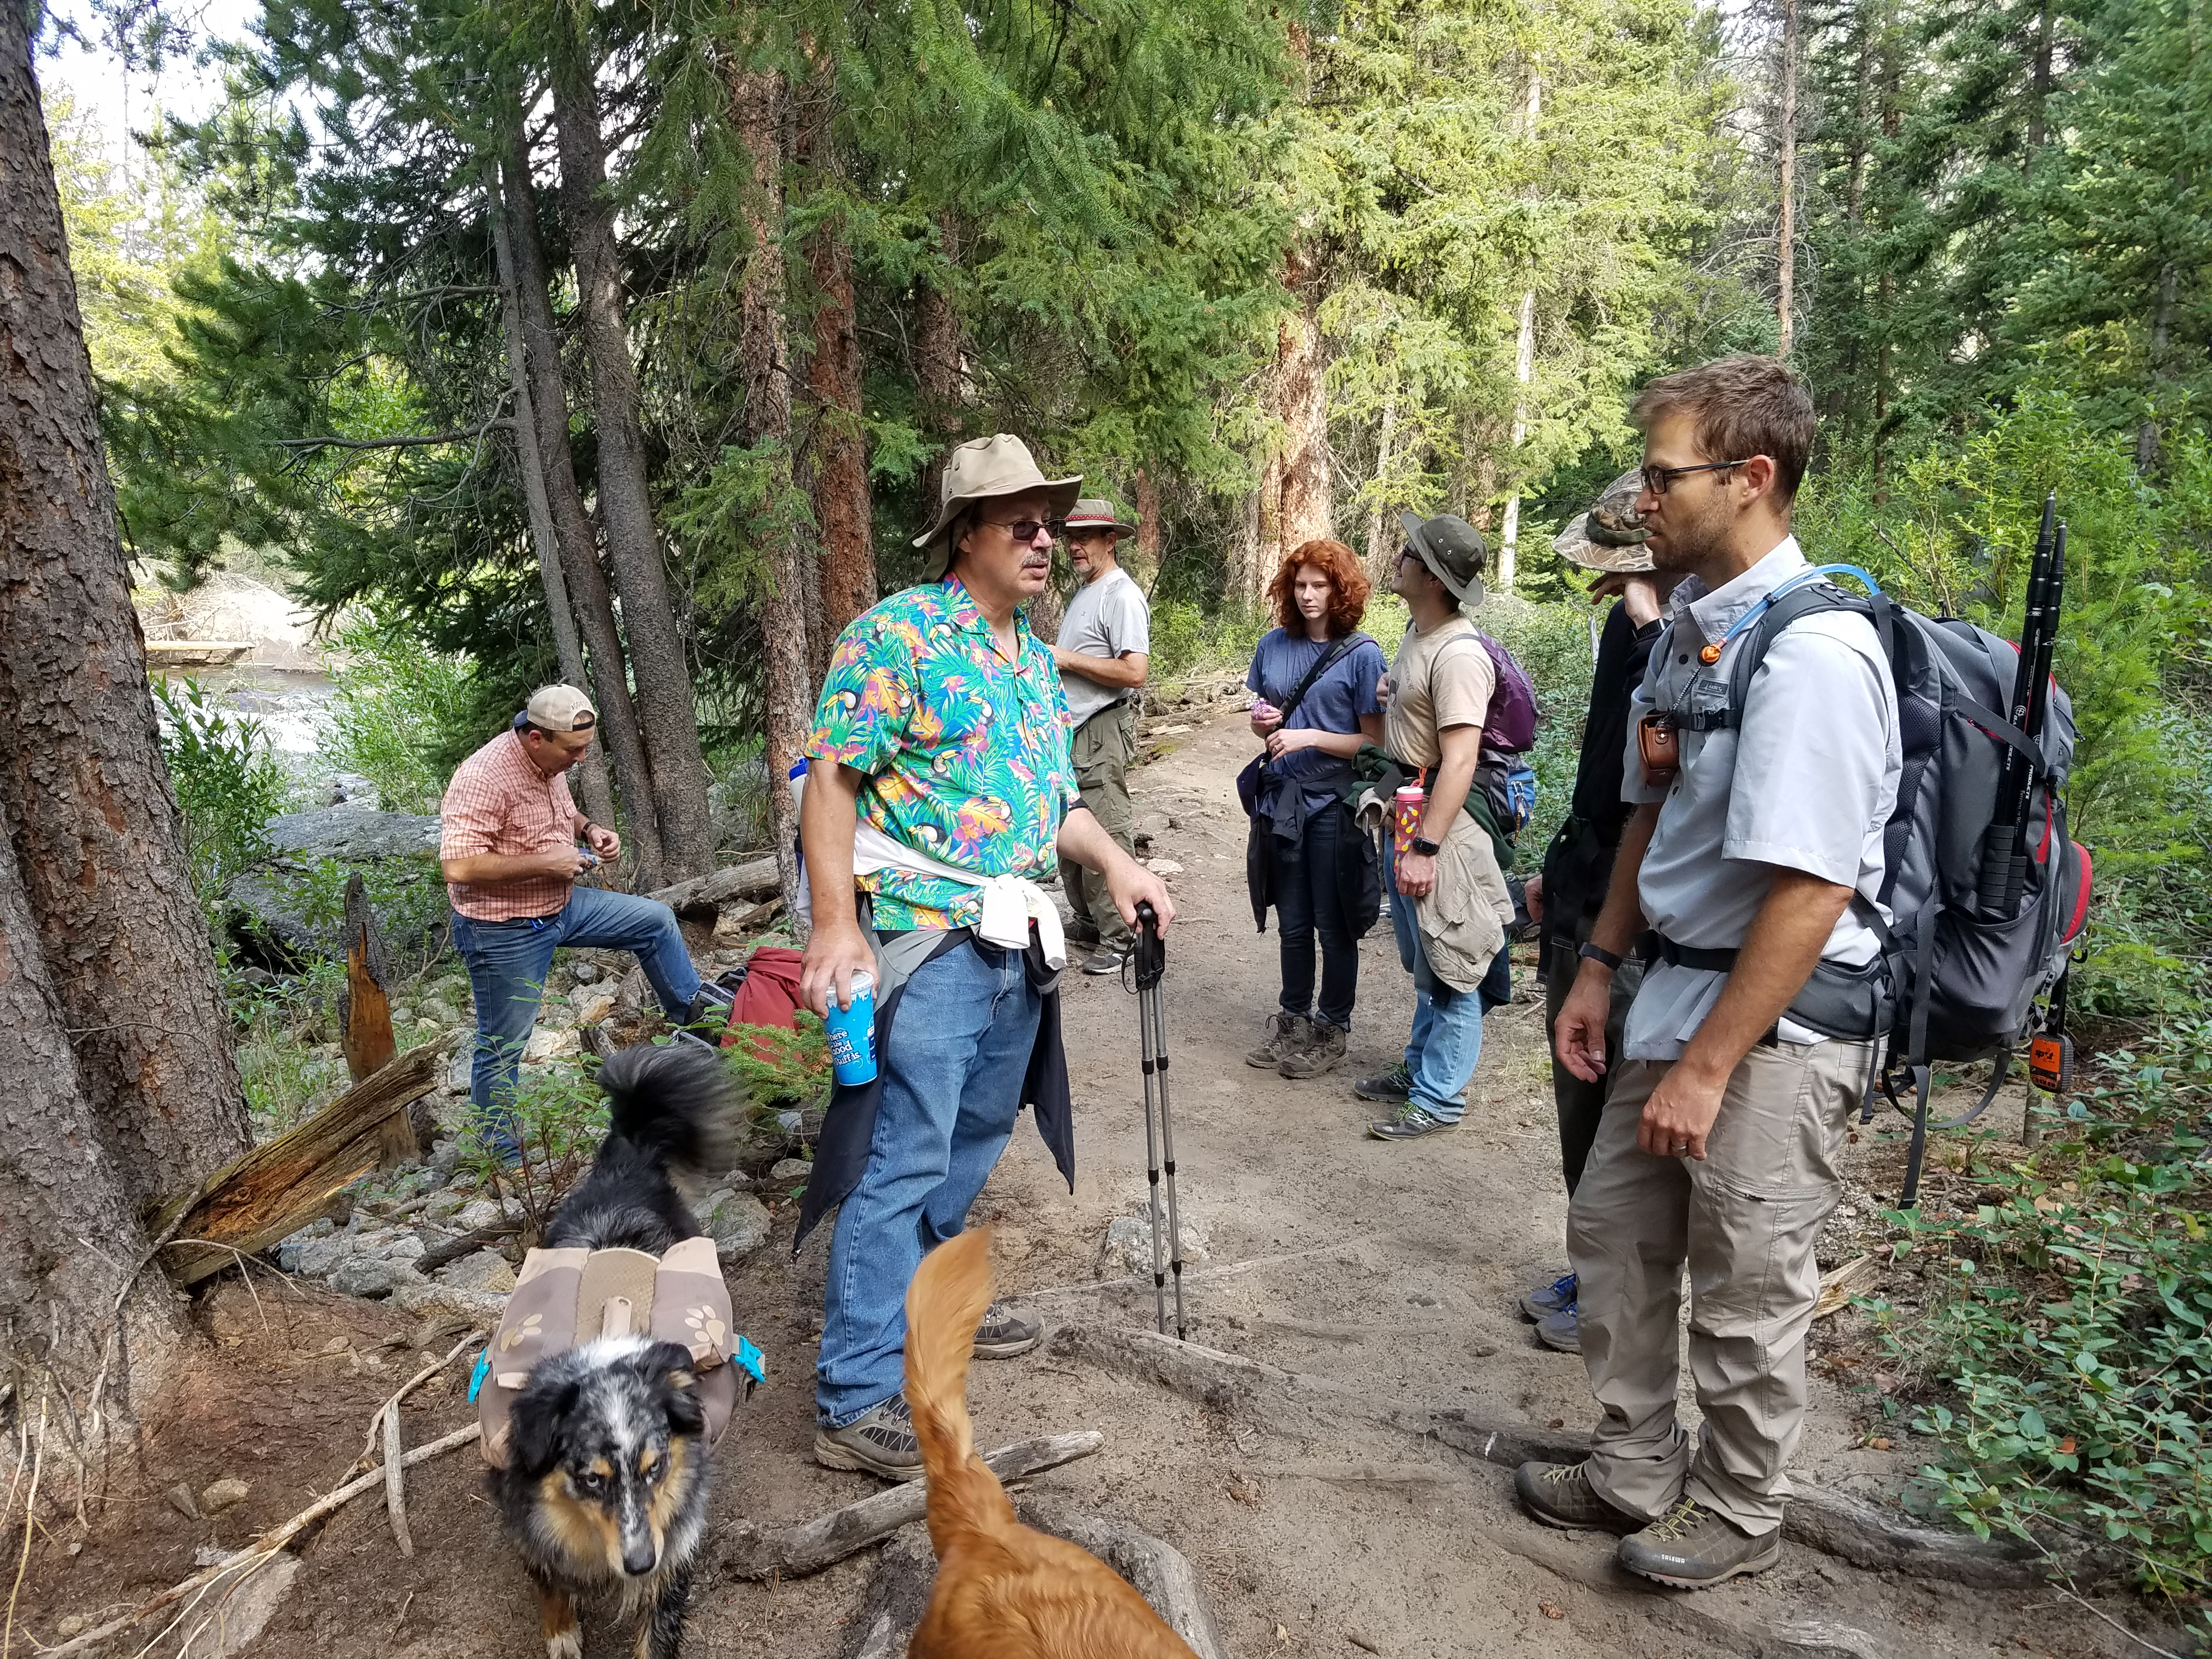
[1132,902,1166,990]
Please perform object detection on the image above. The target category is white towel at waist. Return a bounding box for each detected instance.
[850,819,1066,969]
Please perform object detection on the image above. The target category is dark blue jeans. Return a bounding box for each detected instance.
[450,887,702,1126]
[1275,799,1361,1030]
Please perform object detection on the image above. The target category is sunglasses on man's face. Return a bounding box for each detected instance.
[985,517,1068,544]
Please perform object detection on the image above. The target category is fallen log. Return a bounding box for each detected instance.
[647,855,781,922]
[718,1431,1104,1579]
[1015,1499,1225,1659]
[153,1043,444,1287]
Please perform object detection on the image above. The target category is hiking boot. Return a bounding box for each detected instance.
[1246,1012,1311,1068]
[1367,1102,1454,1141]
[1278,1018,1347,1080]
[972,1301,1042,1358]
[1066,919,1102,947]
[1514,1460,1640,1534]
[814,1393,921,1480]
[1353,1063,1414,1102]
[1617,1497,1781,1588]
[1520,1270,1576,1322]
[1535,1304,1582,1354]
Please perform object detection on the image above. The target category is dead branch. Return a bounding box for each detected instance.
[349,1329,483,1477]
[381,1406,413,1558]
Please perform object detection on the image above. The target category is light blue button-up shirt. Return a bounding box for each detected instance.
[1620,537,1901,1060]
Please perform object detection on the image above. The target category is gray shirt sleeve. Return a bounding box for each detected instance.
[1723,617,1896,885]
[1101,577,1150,658]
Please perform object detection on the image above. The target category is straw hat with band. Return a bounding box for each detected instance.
[1550,467,1655,574]
[1398,510,1488,607]
[912,435,1081,580]
[1065,497,1138,538]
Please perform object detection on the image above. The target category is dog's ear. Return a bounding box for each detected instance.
[510,1379,581,1477]
[638,1341,707,1436]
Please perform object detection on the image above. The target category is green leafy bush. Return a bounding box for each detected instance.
[456,1058,611,1246]
[153,676,295,908]
[720,1010,832,1108]
[1869,1018,2212,1626]
[324,610,475,812]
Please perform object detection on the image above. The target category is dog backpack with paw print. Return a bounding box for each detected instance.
[477,1238,746,1467]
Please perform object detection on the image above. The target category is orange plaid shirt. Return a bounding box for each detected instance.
[439,729,582,921]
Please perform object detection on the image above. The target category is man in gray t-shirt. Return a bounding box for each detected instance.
[1052,498,1150,968]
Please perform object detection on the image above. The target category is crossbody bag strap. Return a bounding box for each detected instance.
[1257,632,1369,785]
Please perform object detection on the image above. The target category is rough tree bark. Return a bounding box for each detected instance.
[1777,0,1799,356]
[551,40,716,882]
[486,162,618,840]
[795,71,877,654]
[1131,465,1163,590]
[1274,242,1331,558]
[0,823,178,1393]
[501,149,666,891]
[1498,65,1542,590]
[915,210,966,518]
[728,63,811,924]
[0,3,247,1214]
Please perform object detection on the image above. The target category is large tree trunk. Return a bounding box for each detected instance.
[486,163,618,840]
[729,63,811,926]
[915,211,966,516]
[795,76,877,652]
[0,822,179,1397]
[501,149,666,890]
[551,41,716,882]
[0,7,247,1214]
[1131,465,1163,590]
[1275,243,1331,555]
[1776,0,1799,356]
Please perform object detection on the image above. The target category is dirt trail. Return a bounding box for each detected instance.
[10,706,2149,1659]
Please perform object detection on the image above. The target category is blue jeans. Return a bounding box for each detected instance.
[1386,844,1503,1124]
[450,887,702,1125]
[818,936,1041,1425]
[1274,799,1360,1030]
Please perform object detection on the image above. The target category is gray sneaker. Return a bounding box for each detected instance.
[1617,1497,1782,1588]
[1353,1063,1414,1102]
[814,1393,922,1480]
[972,1301,1042,1358]
[1367,1102,1453,1140]
[1278,1018,1347,1080]
[1080,945,1129,977]
[1514,1460,1640,1533]
[1535,1303,1581,1354]
[1246,1012,1311,1068]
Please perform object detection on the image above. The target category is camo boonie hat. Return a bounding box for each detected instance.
[1551,468,1655,574]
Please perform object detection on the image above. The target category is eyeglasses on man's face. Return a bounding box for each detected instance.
[985,516,1067,545]
[1639,459,1757,496]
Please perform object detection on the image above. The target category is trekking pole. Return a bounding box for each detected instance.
[1132,901,1187,1340]
[2002,521,2066,915]
[1979,493,2057,915]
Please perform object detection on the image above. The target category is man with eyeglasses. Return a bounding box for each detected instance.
[1051,498,1151,974]
[794,433,1175,1479]
[1514,357,1900,1590]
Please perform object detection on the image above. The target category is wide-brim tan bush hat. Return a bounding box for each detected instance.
[1552,467,1656,573]
[913,435,1081,578]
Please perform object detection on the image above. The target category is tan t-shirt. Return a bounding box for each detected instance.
[1384,616,1496,767]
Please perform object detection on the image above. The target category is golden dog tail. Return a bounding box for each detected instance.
[904,1228,1019,1554]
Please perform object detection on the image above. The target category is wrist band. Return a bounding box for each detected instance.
[1578,940,1623,971]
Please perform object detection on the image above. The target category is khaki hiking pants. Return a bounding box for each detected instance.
[1567,1036,1874,1536]
[1059,701,1137,950]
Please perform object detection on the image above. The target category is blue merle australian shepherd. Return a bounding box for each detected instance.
[490,1042,737,1659]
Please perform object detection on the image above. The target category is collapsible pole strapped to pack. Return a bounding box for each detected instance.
[1131,902,1187,1340]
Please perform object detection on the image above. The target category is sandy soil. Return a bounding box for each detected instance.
[12,704,2172,1658]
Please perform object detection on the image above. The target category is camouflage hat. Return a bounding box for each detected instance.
[1398,511,1488,606]
[1551,467,1655,574]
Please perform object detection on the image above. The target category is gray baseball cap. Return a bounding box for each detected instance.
[1551,467,1655,573]
[1398,511,1488,606]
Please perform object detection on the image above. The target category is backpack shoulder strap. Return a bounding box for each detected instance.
[1672,566,1889,733]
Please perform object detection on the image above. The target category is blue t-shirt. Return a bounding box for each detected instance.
[1244,628,1389,816]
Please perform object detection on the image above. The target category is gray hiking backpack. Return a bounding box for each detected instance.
[1657,563,2092,1203]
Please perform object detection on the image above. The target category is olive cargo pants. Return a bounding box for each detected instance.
[1058,701,1137,951]
[1567,1036,1874,1535]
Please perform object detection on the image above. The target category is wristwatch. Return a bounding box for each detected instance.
[1409,836,1441,857]
[1578,940,1623,971]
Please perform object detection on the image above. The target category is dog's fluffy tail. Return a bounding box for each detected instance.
[596,1041,737,1182]
[905,1228,1019,1555]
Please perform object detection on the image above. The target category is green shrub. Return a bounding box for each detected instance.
[285,854,450,974]
[721,1009,831,1108]
[324,610,475,812]
[456,1057,610,1245]
[153,676,295,909]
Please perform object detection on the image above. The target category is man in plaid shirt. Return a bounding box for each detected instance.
[441,685,702,1152]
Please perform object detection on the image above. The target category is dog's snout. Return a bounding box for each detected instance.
[622,1539,658,1577]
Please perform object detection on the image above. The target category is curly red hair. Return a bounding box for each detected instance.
[1267,539,1370,638]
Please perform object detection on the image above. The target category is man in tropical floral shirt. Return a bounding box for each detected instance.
[797,434,1174,1477]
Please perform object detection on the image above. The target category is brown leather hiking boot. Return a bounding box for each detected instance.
[1514,1460,1641,1533]
[1617,1497,1782,1587]
[1246,1012,1310,1068]
[1278,1018,1347,1079]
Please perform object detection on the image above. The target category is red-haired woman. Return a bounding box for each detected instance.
[1242,539,1389,1079]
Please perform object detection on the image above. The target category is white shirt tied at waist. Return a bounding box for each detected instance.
[850,818,1068,969]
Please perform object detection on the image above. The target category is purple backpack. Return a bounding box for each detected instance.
[1473,632,1538,752]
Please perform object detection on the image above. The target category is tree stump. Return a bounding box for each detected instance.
[338,874,413,1167]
